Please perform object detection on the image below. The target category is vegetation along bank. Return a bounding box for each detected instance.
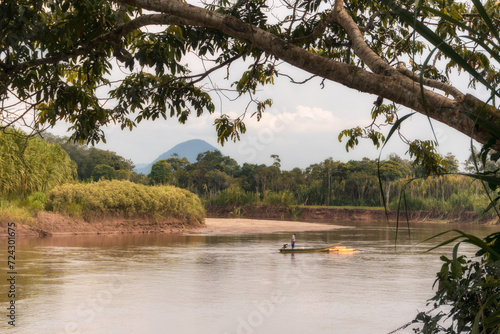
[1,129,497,237]
[0,129,206,236]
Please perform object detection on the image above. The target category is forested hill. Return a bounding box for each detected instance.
[135,139,219,175]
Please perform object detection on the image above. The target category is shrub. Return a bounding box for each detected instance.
[0,199,34,226]
[47,180,205,224]
[263,190,296,207]
[25,192,49,212]
[206,185,259,207]
[413,231,500,333]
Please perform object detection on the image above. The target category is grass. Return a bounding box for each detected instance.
[0,198,38,226]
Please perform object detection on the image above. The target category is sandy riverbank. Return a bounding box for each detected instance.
[188,218,349,235]
[0,214,349,237]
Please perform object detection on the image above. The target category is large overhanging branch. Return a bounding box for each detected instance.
[111,0,500,146]
[333,0,396,76]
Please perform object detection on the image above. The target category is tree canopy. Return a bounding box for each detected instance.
[1,0,499,156]
[44,133,135,180]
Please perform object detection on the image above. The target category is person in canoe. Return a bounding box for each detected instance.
[291,233,296,249]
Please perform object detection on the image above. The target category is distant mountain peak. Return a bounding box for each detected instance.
[134,139,219,174]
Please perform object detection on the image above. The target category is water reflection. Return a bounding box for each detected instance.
[0,221,496,334]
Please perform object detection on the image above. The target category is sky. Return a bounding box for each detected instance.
[48,65,478,171]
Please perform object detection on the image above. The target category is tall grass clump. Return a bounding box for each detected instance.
[0,128,76,196]
[263,190,296,207]
[47,180,205,224]
[389,175,491,213]
[0,198,35,226]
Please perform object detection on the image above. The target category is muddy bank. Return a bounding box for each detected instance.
[1,206,491,238]
[0,211,201,237]
[207,205,488,224]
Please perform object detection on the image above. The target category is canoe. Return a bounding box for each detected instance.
[278,245,359,253]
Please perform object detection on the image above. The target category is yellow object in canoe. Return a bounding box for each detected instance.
[278,245,359,253]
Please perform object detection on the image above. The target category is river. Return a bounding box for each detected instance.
[0,219,496,334]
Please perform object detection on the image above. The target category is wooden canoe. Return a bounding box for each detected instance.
[278,245,359,253]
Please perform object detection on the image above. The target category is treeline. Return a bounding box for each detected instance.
[49,132,496,213]
[2,131,492,219]
[44,133,490,214]
[146,150,489,214]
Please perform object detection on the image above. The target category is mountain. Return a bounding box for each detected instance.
[135,139,219,175]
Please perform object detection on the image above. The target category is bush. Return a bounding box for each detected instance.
[413,231,500,333]
[0,199,34,226]
[263,190,296,207]
[25,192,49,212]
[47,180,205,224]
[206,185,259,207]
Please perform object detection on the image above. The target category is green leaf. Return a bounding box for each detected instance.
[381,0,500,100]
[471,0,500,47]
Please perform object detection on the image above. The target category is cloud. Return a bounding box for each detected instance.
[227,104,369,136]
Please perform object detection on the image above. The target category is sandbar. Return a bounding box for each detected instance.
[189,218,350,235]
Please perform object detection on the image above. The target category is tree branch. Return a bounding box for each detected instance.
[179,51,245,86]
[109,0,500,144]
[291,10,337,44]
[397,64,465,102]
[332,0,396,75]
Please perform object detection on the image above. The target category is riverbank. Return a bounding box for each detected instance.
[0,213,347,237]
[206,205,492,224]
[0,206,494,237]
[0,211,200,237]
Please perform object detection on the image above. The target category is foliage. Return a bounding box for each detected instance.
[1,0,499,160]
[407,140,449,177]
[413,231,500,334]
[24,192,49,212]
[188,150,238,195]
[44,133,135,181]
[0,199,34,226]
[262,190,296,207]
[205,185,296,216]
[148,160,172,185]
[0,192,49,226]
[91,164,116,181]
[390,175,491,214]
[47,180,205,224]
[0,128,76,196]
[205,185,259,208]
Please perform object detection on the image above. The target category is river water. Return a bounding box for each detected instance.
[0,220,496,334]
